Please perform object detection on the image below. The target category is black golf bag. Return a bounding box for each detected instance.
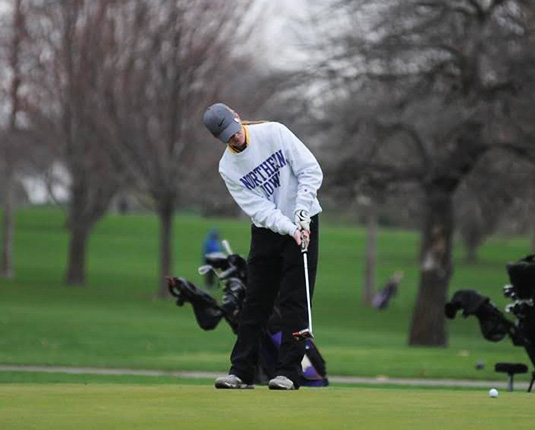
[445,255,535,391]
[166,243,329,387]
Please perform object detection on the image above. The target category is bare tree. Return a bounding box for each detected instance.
[455,154,525,263]
[24,0,123,285]
[0,0,26,279]
[360,195,378,305]
[92,0,257,297]
[304,0,535,345]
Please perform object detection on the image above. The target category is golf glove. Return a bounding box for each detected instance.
[301,231,310,252]
[294,210,311,232]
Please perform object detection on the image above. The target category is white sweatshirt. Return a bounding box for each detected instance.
[219,122,323,236]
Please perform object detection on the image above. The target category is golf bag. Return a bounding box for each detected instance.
[445,255,535,391]
[166,243,329,387]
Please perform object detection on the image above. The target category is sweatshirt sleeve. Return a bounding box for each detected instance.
[278,124,323,214]
[220,170,298,236]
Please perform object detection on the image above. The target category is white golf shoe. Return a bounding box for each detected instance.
[214,374,254,389]
[268,376,295,390]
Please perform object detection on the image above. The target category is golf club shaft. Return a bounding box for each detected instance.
[222,239,233,255]
[303,251,313,333]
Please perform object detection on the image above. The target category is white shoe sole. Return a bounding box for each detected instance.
[215,380,254,389]
[268,380,295,390]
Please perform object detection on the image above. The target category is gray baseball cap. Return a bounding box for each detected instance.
[203,103,242,143]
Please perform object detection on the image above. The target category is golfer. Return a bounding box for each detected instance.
[203,103,323,390]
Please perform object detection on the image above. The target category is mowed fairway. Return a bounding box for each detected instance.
[1,208,533,381]
[1,384,532,430]
[1,208,535,429]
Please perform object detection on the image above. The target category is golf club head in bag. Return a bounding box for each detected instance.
[506,255,535,301]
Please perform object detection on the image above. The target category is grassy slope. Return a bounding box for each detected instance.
[0,384,533,430]
[0,207,532,380]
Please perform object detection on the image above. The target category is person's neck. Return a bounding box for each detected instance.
[229,141,247,152]
[228,126,248,153]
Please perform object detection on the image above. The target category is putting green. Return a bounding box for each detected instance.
[0,384,532,430]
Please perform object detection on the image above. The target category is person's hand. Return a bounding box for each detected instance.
[292,228,302,246]
[294,210,311,232]
[292,228,310,251]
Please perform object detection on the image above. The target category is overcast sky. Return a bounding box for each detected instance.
[0,0,9,14]
[0,0,316,69]
[256,0,318,69]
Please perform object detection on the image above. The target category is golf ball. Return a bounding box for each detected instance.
[489,388,499,398]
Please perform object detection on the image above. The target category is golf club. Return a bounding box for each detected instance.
[198,265,212,276]
[293,237,314,341]
[222,239,233,255]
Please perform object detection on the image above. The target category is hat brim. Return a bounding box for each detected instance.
[217,121,242,143]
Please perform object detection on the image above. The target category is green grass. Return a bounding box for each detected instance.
[0,207,533,381]
[0,371,212,386]
[0,383,532,430]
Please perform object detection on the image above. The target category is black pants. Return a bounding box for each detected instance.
[229,215,319,388]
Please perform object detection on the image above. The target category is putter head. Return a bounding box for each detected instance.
[292,328,314,341]
[198,265,212,276]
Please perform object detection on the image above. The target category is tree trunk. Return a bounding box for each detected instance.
[65,225,89,286]
[362,201,377,306]
[65,226,88,287]
[409,187,454,346]
[530,184,535,255]
[1,0,23,280]
[1,170,14,279]
[465,242,478,264]
[157,204,174,298]
[63,181,115,286]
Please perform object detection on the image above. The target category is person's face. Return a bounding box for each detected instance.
[228,126,246,148]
